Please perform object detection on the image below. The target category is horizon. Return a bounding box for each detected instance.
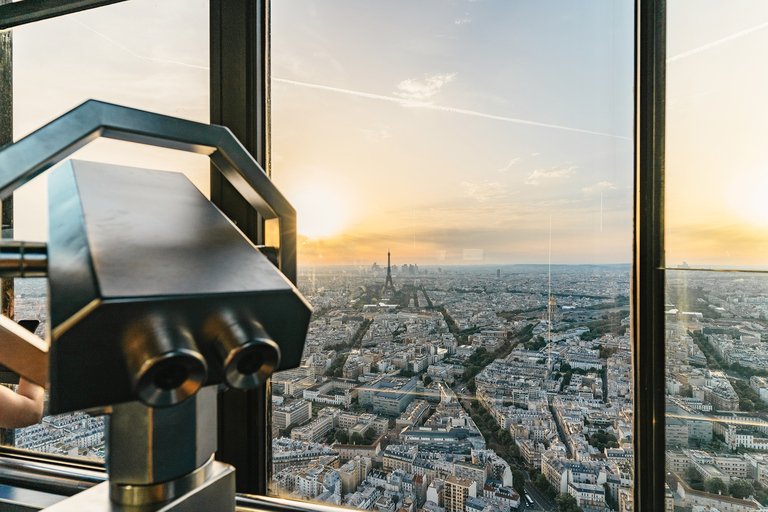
[297,262,632,269]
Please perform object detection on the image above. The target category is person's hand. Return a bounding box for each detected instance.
[0,378,44,429]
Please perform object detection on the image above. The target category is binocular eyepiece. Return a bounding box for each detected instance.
[123,313,282,408]
[207,314,281,391]
[122,317,208,408]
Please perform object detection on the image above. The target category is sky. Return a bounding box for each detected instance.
[270,0,635,266]
[665,1,768,270]
[7,0,768,269]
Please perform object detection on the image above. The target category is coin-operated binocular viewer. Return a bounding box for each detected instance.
[0,101,312,511]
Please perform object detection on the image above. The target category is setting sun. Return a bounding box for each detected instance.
[729,169,768,227]
[289,182,349,239]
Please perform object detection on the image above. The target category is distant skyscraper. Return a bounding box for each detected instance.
[497,269,500,278]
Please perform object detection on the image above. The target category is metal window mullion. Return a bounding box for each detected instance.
[210,0,273,496]
[633,0,666,510]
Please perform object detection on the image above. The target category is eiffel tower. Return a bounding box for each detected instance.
[384,250,395,292]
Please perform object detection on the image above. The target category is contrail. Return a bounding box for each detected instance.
[72,15,629,142]
[274,78,631,141]
[667,20,768,63]
[70,17,209,70]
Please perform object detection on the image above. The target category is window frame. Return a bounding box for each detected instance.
[633,0,666,510]
[0,0,670,510]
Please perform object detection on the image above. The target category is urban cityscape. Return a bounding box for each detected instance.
[269,256,634,512]
[8,257,768,512]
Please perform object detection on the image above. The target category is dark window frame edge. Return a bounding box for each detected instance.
[633,0,666,510]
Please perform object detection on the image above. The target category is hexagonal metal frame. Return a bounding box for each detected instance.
[0,99,296,283]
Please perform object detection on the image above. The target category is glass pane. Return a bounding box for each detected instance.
[12,0,209,242]
[270,1,634,510]
[665,268,768,508]
[6,0,209,460]
[666,1,768,271]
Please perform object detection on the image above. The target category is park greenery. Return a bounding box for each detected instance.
[526,335,547,351]
[588,430,620,452]
[730,479,756,500]
[470,399,520,461]
[555,492,583,512]
[703,477,728,495]
[729,378,768,413]
[327,353,349,377]
[686,470,767,503]
[529,469,557,500]
[579,310,629,341]
[512,469,525,497]
[462,342,513,382]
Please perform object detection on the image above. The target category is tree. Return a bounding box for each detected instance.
[350,432,365,445]
[603,483,615,511]
[284,422,298,437]
[730,479,756,499]
[512,469,525,497]
[364,427,377,442]
[560,371,573,392]
[423,375,433,386]
[555,492,583,512]
[535,473,550,492]
[392,495,400,506]
[334,429,349,444]
[704,477,728,495]
[685,466,702,483]
[588,430,620,452]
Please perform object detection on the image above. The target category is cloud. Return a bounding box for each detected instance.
[524,166,576,185]
[497,157,521,174]
[361,127,393,142]
[455,18,472,25]
[395,73,456,101]
[462,181,508,202]
[581,181,617,193]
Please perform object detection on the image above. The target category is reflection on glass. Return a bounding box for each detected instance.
[6,0,209,460]
[270,1,634,510]
[665,270,768,508]
[12,0,210,242]
[666,1,768,270]
[664,3,768,510]
[10,279,105,460]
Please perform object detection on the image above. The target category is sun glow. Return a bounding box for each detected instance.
[729,169,768,227]
[289,182,349,239]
